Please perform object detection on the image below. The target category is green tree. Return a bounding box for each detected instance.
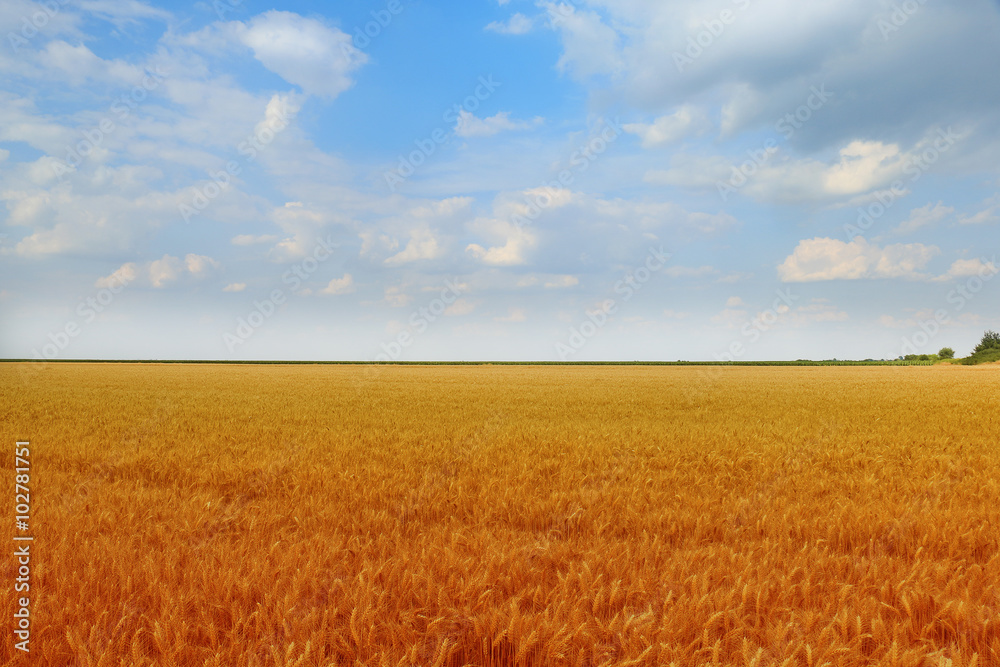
[973,330,1000,355]
[938,347,955,359]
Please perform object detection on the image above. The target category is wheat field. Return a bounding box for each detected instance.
[2,362,999,666]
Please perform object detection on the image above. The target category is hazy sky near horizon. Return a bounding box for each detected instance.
[1,0,998,361]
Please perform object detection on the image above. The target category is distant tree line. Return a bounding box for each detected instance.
[902,331,1000,365]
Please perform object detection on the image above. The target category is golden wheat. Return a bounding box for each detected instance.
[2,363,999,666]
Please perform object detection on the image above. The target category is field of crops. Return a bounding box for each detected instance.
[2,363,999,666]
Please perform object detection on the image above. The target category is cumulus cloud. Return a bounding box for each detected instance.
[778,237,939,282]
[384,228,443,266]
[454,110,543,138]
[623,105,710,147]
[184,253,221,278]
[485,13,533,35]
[223,283,246,292]
[95,254,220,289]
[466,225,536,266]
[541,2,623,79]
[149,255,183,287]
[465,190,561,266]
[177,11,366,98]
[650,131,965,204]
[95,262,138,288]
[320,274,355,295]
[933,258,999,282]
[237,11,366,98]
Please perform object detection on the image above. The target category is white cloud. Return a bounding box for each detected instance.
[893,202,954,235]
[223,283,246,292]
[95,262,138,288]
[184,253,220,278]
[454,110,542,138]
[5,185,189,258]
[149,255,183,288]
[541,2,623,79]
[726,296,744,307]
[466,226,535,266]
[821,141,904,196]
[933,258,999,282]
[270,201,347,261]
[93,254,219,289]
[256,93,301,137]
[384,228,443,266]
[958,202,1000,226]
[485,13,533,35]
[649,132,967,205]
[320,273,355,295]
[465,192,544,267]
[778,237,939,282]
[180,11,367,99]
[623,105,710,148]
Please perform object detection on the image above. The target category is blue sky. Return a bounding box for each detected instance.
[1,0,998,361]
